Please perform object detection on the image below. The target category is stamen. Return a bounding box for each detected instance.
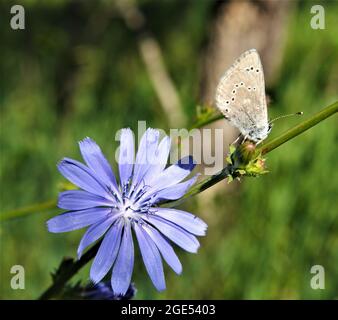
[107,186,121,202]
[133,185,151,203]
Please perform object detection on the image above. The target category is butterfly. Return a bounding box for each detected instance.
[215,49,271,144]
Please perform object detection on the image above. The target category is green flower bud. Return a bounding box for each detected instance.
[231,141,258,168]
[245,157,268,176]
[226,141,268,181]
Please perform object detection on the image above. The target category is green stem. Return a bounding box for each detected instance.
[258,100,338,155]
[5,101,336,223]
[165,100,338,207]
[0,200,57,222]
[161,166,233,208]
[2,102,337,223]
[191,113,223,129]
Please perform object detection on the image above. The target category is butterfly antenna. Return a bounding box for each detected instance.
[269,112,303,125]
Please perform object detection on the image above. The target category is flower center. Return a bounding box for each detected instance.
[115,183,156,222]
[119,197,140,221]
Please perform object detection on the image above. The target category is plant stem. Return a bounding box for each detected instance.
[39,241,101,300]
[0,200,57,222]
[166,100,338,206]
[191,113,223,129]
[7,102,335,223]
[258,100,338,155]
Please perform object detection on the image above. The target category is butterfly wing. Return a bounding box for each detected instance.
[215,49,269,142]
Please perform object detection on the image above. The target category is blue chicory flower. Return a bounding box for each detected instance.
[47,128,207,295]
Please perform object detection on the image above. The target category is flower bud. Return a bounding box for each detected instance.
[245,157,268,176]
[231,141,258,167]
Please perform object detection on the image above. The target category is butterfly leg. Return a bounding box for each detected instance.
[241,135,249,144]
[230,134,242,145]
[255,139,264,146]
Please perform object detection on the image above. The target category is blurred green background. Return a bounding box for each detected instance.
[0,0,337,299]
